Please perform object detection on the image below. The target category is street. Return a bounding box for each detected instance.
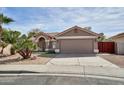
[0,74,124,85]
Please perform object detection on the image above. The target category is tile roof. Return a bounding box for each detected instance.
[46,32,59,37]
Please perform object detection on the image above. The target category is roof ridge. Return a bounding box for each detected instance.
[55,25,99,37]
[110,32,124,39]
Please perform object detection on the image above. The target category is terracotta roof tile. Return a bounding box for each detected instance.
[46,32,59,37]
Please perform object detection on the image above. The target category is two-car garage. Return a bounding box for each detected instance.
[60,39,94,54]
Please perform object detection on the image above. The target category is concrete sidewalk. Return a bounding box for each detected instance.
[0,65,124,78]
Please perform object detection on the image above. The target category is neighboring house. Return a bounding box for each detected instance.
[110,33,124,54]
[34,26,100,54]
[110,32,124,42]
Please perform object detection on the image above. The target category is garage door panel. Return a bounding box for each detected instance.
[60,39,93,53]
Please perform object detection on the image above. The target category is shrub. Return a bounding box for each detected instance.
[14,34,36,59]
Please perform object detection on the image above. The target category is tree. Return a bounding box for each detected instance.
[28,28,41,38]
[1,29,21,55]
[1,29,36,58]
[97,33,106,41]
[0,13,14,41]
[13,34,36,59]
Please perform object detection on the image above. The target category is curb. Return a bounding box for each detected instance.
[0,73,124,82]
[0,65,124,78]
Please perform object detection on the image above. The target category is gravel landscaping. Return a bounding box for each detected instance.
[0,52,56,65]
[99,54,124,68]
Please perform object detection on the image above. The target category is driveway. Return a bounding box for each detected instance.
[47,54,118,68]
[99,54,124,68]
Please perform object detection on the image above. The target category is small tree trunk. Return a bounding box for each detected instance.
[18,49,32,59]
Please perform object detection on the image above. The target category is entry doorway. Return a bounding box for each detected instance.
[38,37,46,51]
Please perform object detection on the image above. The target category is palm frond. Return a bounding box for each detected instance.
[0,13,14,24]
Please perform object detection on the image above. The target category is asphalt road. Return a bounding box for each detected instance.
[0,74,124,85]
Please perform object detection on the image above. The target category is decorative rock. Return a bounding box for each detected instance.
[31,56,37,60]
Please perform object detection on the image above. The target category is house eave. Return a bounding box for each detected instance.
[56,36,97,40]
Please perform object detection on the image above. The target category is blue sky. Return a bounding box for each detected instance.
[0,7,124,37]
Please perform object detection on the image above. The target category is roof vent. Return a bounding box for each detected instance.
[74,28,78,33]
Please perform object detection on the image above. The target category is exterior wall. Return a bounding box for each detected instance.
[52,41,56,49]
[45,40,57,51]
[35,33,54,51]
[112,37,124,54]
[36,33,50,41]
[35,32,51,51]
[36,39,57,52]
[116,42,124,54]
[45,40,50,51]
[55,40,60,53]
[94,39,99,53]
[59,29,94,36]
[55,28,99,53]
[112,37,124,42]
[36,27,99,53]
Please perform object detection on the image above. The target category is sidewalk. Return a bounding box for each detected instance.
[0,65,124,78]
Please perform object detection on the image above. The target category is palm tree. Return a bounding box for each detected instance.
[1,29,21,55]
[0,13,14,41]
[14,34,36,59]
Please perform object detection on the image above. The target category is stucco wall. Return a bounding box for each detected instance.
[112,36,124,54]
[116,42,124,54]
[59,29,94,36]
[55,27,99,53]
[94,40,99,53]
[113,37,124,42]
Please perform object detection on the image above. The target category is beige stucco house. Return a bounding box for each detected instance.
[34,26,100,54]
[110,33,124,54]
[110,32,124,42]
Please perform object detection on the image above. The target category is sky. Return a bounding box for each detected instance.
[0,7,124,37]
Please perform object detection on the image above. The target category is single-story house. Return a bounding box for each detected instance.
[34,26,100,54]
[110,32,124,42]
[110,33,124,54]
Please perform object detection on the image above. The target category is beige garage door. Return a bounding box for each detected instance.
[60,39,93,53]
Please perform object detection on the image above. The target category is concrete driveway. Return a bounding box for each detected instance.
[47,54,118,68]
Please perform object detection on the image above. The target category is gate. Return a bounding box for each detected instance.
[98,42,115,53]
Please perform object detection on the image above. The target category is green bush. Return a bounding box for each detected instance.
[14,34,37,59]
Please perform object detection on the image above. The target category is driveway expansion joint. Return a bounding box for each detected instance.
[83,66,85,77]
